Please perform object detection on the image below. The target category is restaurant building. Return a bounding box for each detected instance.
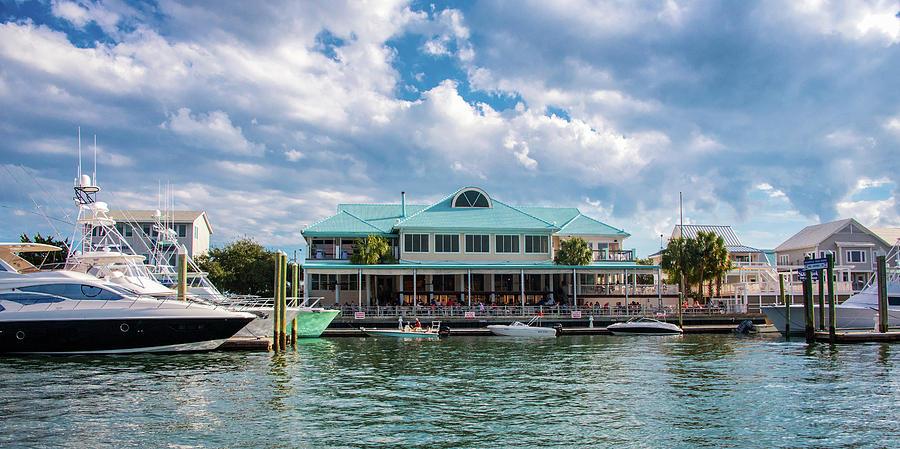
[301,187,665,309]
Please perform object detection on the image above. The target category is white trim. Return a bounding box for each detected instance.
[463,233,491,254]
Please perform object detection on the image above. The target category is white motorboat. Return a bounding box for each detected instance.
[0,243,254,354]
[361,320,449,339]
[607,317,683,335]
[487,316,561,338]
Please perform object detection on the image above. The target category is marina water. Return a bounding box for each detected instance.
[3,335,899,448]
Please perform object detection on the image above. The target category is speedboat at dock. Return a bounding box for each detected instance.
[361,321,449,339]
[487,316,561,338]
[607,317,683,335]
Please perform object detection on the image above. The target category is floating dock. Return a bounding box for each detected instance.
[219,337,272,351]
[814,330,900,343]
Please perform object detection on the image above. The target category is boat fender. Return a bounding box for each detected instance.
[552,324,563,337]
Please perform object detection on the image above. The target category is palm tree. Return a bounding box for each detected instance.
[349,235,390,265]
[661,237,690,295]
[554,237,593,265]
[694,231,719,303]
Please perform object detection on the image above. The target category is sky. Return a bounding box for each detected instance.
[1,0,899,259]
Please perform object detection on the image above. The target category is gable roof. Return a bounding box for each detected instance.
[774,218,889,252]
[557,214,630,236]
[870,227,900,247]
[395,193,557,231]
[108,209,212,234]
[674,224,760,253]
[303,210,392,237]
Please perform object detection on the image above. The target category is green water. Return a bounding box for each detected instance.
[2,335,898,448]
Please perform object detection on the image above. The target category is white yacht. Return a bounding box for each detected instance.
[487,316,561,338]
[0,243,254,354]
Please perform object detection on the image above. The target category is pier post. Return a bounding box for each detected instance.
[877,255,888,333]
[817,271,825,330]
[176,246,187,301]
[273,252,282,351]
[827,254,836,343]
[291,263,299,345]
[280,252,288,350]
[803,268,814,344]
[780,274,789,339]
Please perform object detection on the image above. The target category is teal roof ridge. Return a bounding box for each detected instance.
[492,199,558,229]
[557,210,582,229]
[341,209,388,234]
[568,212,630,236]
[395,192,456,226]
[303,210,340,232]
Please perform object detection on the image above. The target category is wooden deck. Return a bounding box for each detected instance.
[814,330,900,343]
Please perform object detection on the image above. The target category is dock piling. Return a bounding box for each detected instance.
[273,252,282,352]
[780,274,789,339]
[803,258,814,344]
[827,254,836,343]
[280,252,288,350]
[817,270,825,330]
[877,255,889,333]
[176,246,187,301]
[291,263,298,345]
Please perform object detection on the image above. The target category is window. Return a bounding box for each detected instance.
[337,274,363,290]
[142,224,151,236]
[18,284,124,301]
[465,234,490,253]
[434,234,459,253]
[115,223,133,237]
[525,235,549,253]
[846,250,866,263]
[495,235,519,253]
[778,255,788,265]
[310,274,337,290]
[404,234,429,253]
[452,189,490,208]
[432,274,455,291]
[177,224,187,238]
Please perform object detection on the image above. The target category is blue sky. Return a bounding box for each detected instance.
[1,0,899,258]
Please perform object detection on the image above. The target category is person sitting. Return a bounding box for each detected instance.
[414,318,422,329]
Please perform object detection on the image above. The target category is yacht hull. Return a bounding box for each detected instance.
[0,317,253,354]
[487,325,557,338]
[761,305,900,335]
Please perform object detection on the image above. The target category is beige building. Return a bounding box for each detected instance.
[107,210,213,261]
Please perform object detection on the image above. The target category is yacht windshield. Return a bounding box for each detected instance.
[18,284,126,301]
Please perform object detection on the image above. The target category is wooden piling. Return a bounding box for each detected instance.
[176,247,187,301]
[827,253,836,343]
[291,263,298,345]
[817,271,825,330]
[803,267,814,344]
[273,251,282,351]
[280,253,288,350]
[877,255,889,333]
[780,274,789,339]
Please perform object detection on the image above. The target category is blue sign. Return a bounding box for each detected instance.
[804,257,828,270]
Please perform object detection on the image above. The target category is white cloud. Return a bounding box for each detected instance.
[756,183,787,199]
[213,161,267,178]
[885,115,900,136]
[284,149,305,162]
[162,108,264,156]
[824,129,877,150]
[783,0,900,45]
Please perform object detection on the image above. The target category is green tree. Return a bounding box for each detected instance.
[634,257,656,284]
[349,235,392,264]
[554,237,593,265]
[196,237,276,297]
[18,233,69,268]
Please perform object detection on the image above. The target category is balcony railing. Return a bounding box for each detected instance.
[326,303,731,319]
[592,249,634,262]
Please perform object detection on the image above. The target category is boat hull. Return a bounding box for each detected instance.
[0,317,253,354]
[361,329,439,339]
[296,309,340,338]
[487,325,557,338]
[607,321,682,335]
[761,305,900,335]
[233,308,302,338]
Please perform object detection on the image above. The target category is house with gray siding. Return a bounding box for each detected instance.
[774,218,892,291]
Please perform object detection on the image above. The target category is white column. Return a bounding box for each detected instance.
[358,268,362,309]
[303,269,309,304]
[467,269,472,307]
[573,268,578,307]
[366,274,371,306]
[490,274,496,303]
[413,269,417,308]
[624,270,628,302]
[520,269,525,309]
[657,268,662,309]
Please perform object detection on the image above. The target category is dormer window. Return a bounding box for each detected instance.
[452,188,492,208]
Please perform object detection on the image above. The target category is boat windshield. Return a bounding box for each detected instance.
[18,283,127,301]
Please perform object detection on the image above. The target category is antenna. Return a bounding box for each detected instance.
[77,127,82,181]
[92,134,97,188]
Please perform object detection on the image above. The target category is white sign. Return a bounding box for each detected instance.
[464,311,476,319]
[571,311,582,318]
[354,312,365,319]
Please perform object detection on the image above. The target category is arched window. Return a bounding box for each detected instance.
[452,188,492,208]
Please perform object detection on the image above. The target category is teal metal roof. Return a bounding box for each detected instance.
[301,260,659,271]
[396,195,557,231]
[516,207,580,227]
[303,211,388,237]
[338,204,428,232]
[558,214,630,236]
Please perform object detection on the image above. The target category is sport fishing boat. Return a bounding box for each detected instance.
[0,243,254,354]
[487,316,561,338]
[361,320,449,339]
[607,317,683,335]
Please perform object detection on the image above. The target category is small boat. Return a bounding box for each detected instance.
[487,316,561,338]
[361,321,449,339]
[607,317,683,335]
